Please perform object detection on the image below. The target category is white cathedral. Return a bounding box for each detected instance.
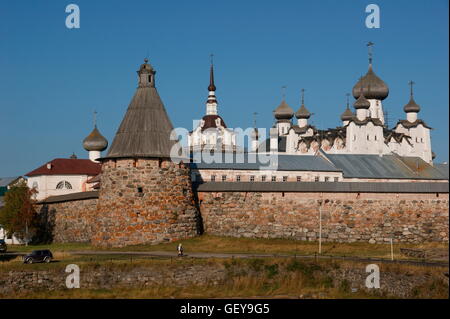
[189,45,434,165]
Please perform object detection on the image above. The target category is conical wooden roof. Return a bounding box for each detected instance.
[105,61,176,159]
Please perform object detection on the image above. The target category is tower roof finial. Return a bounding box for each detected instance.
[367,41,374,65]
[409,80,415,97]
[346,93,350,109]
[281,85,287,100]
[93,110,97,128]
[301,88,305,105]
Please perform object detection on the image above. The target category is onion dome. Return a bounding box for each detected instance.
[403,81,421,113]
[341,107,354,121]
[352,64,389,100]
[274,100,294,120]
[353,89,370,109]
[295,105,311,119]
[295,89,311,119]
[403,97,421,113]
[83,126,108,152]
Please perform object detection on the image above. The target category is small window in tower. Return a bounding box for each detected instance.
[324,177,330,182]
[261,175,267,182]
[222,175,227,182]
[236,175,241,182]
[375,135,377,141]
[353,135,356,141]
[367,135,370,141]
[148,75,152,83]
[421,138,424,143]
[315,176,320,182]
[283,176,288,182]
[334,177,339,182]
[250,176,255,182]
[211,175,216,182]
[297,176,302,182]
[271,176,276,182]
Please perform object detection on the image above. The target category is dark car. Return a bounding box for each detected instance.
[23,249,53,264]
[0,239,6,253]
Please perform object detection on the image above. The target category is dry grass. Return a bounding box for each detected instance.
[1,257,447,299]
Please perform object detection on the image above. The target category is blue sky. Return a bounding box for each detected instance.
[0,0,448,176]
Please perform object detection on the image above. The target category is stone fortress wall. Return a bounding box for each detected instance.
[37,183,449,246]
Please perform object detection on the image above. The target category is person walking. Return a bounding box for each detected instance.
[177,243,184,257]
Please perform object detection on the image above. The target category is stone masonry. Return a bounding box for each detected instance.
[198,192,449,244]
[37,198,97,243]
[91,158,200,247]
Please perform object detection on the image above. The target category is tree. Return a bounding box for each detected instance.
[0,181,37,243]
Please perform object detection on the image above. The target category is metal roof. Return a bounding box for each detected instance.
[0,176,22,187]
[195,182,449,193]
[39,191,99,204]
[191,154,340,172]
[434,163,449,179]
[324,154,447,180]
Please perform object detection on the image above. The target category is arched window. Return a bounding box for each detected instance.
[32,181,38,189]
[56,181,72,190]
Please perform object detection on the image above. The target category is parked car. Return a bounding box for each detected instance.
[0,239,6,253]
[23,250,53,264]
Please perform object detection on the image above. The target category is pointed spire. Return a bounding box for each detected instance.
[208,54,216,92]
[206,54,218,114]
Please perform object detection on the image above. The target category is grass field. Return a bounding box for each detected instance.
[5,234,448,262]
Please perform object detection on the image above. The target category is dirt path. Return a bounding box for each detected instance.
[68,250,449,268]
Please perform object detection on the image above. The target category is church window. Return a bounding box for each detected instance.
[283,176,288,182]
[297,176,302,182]
[271,176,276,182]
[211,175,216,182]
[367,135,370,141]
[56,181,72,190]
[137,187,143,193]
[421,138,423,143]
[236,175,241,182]
[374,135,377,141]
[148,75,152,83]
[324,177,330,182]
[32,181,38,189]
[221,175,227,181]
[250,176,255,182]
[334,177,339,182]
[261,175,266,182]
[314,176,320,182]
[353,135,356,141]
